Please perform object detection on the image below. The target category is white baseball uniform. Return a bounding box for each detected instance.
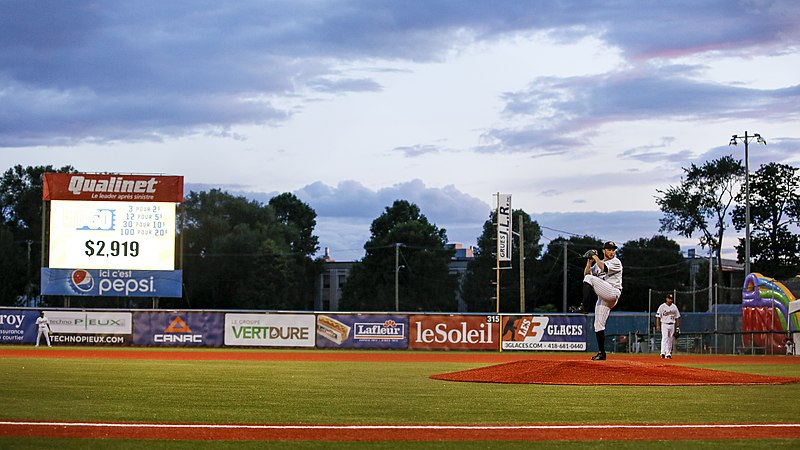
[656,301,680,357]
[35,315,51,347]
[584,256,623,332]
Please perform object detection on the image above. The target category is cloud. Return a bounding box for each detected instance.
[3,1,798,148]
[482,69,800,155]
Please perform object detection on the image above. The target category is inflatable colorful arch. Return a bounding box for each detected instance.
[742,273,799,352]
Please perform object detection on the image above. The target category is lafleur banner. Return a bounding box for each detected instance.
[501,315,587,351]
[41,268,182,297]
[43,173,184,202]
[316,314,407,349]
[133,312,223,347]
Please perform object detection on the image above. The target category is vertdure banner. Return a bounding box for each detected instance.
[224,313,316,347]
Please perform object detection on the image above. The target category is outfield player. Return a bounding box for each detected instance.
[35,311,52,347]
[569,241,623,361]
[656,294,680,359]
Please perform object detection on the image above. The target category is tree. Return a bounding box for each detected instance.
[339,200,457,312]
[656,155,743,284]
[0,164,75,306]
[461,209,542,312]
[530,235,602,313]
[269,192,319,257]
[181,189,320,310]
[618,235,687,312]
[732,162,800,278]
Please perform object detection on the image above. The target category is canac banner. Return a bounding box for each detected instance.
[133,312,223,347]
[316,314,407,349]
[43,173,184,202]
[409,314,499,350]
[224,313,315,347]
[41,268,182,297]
[501,315,586,351]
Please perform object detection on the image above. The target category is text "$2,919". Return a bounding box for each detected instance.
[84,240,140,257]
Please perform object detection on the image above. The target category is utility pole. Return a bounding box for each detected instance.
[562,241,568,312]
[395,243,400,311]
[518,215,524,313]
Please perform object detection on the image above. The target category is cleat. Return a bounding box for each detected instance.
[661,354,665,359]
[568,305,588,314]
[666,355,672,359]
[591,352,606,361]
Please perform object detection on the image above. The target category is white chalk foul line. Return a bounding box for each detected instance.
[2,422,800,430]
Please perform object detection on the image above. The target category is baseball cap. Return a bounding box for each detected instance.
[603,241,617,250]
[666,294,673,300]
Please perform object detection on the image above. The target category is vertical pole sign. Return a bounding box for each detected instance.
[495,193,511,313]
[40,173,184,298]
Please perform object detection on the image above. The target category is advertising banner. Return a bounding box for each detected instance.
[496,194,512,261]
[409,314,500,350]
[41,268,182,297]
[43,173,184,202]
[0,310,39,344]
[133,312,223,347]
[315,314,407,349]
[45,310,133,346]
[501,315,587,351]
[225,313,315,347]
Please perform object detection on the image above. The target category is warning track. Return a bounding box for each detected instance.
[2,420,800,441]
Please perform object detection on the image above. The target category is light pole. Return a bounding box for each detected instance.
[729,131,766,276]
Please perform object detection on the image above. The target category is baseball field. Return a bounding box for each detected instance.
[1,347,799,448]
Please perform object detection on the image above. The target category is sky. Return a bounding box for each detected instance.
[2,1,799,261]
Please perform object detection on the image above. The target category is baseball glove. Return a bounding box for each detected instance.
[674,327,681,338]
[582,249,598,258]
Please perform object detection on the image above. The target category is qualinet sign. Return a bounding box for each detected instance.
[43,173,184,202]
[409,315,497,350]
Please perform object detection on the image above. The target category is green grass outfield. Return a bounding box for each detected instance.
[1,347,799,448]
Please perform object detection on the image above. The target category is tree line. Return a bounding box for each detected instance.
[1,157,799,312]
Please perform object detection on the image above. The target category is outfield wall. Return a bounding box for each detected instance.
[0,309,587,352]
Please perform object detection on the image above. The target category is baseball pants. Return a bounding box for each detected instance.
[660,324,676,356]
[584,274,620,332]
[36,329,51,347]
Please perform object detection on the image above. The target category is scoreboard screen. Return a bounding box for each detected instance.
[48,200,176,270]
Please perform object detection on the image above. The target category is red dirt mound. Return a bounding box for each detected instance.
[431,359,800,385]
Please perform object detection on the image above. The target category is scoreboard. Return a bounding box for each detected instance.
[41,173,184,298]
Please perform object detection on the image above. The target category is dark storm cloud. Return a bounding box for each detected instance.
[2,1,797,147]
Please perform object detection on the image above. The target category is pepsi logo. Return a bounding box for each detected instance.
[70,270,95,293]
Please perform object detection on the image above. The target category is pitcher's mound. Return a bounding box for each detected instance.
[431,359,800,385]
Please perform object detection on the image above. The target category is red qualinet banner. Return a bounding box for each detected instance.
[408,314,500,350]
[43,173,184,202]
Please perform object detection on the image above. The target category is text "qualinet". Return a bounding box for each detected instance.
[68,175,158,196]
